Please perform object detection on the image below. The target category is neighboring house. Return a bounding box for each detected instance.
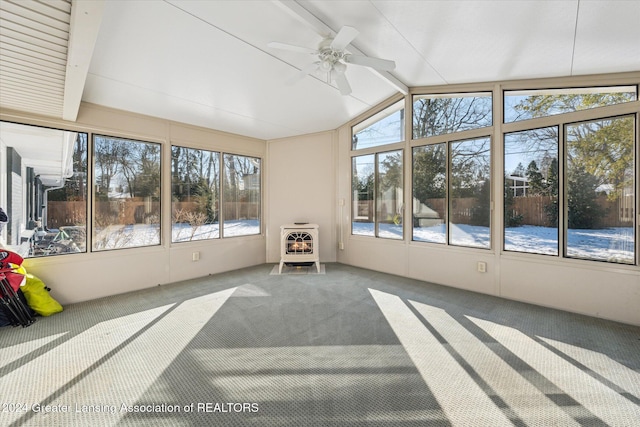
[0,122,75,248]
[506,175,530,197]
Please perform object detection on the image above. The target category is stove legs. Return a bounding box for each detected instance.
[277,259,320,274]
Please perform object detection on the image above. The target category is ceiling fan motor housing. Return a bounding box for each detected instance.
[318,38,346,73]
[268,26,393,95]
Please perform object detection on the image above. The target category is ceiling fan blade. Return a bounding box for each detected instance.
[333,72,352,96]
[286,62,319,85]
[330,26,359,51]
[268,41,317,55]
[344,54,396,71]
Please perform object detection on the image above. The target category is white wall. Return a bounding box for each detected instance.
[265,131,337,264]
[2,103,267,304]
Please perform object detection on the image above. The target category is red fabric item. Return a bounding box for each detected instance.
[0,250,23,267]
[0,250,25,293]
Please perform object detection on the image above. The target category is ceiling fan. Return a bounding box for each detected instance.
[268,26,396,96]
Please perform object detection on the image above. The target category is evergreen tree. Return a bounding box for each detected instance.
[526,160,545,195]
[543,158,560,227]
[566,166,604,229]
[504,174,523,227]
[412,144,446,202]
[471,178,491,226]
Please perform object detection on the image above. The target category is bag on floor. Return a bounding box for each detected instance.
[0,304,12,327]
[21,273,63,317]
[0,288,35,326]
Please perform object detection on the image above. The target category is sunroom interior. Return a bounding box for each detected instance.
[1,0,639,330]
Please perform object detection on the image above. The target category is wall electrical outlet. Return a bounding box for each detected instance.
[477,261,487,273]
[192,251,200,262]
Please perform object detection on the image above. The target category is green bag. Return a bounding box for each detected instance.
[21,273,63,316]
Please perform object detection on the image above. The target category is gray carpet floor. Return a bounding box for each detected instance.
[1,263,638,426]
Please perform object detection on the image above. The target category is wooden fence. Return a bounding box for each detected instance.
[48,199,259,227]
[356,194,633,227]
[510,196,553,227]
[48,195,632,228]
[172,201,259,222]
[509,194,633,227]
[47,201,86,228]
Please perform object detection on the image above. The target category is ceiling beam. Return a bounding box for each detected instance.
[271,0,409,95]
[63,0,106,121]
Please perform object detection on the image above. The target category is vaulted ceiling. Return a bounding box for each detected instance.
[1,0,639,141]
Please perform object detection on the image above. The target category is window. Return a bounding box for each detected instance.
[504,127,559,255]
[222,154,260,237]
[411,91,493,249]
[171,146,220,242]
[565,116,634,264]
[413,93,492,139]
[449,137,491,248]
[503,87,636,265]
[2,125,262,254]
[352,151,403,239]
[0,122,87,258]
[352,100,404,150]
[412,144,446,243]
[93,135,161,251]
[377,150,403,239]
[352,154,375,236]
[412,138,491,249]
[351,100,405,239]
[504,86,637,123]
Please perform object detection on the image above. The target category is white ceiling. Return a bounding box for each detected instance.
[2,0,640,142]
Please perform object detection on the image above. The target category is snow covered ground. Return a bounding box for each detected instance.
[92,220,260,250]
[171,220,260,241]
[88,219,634,264]
[354,222,634,264]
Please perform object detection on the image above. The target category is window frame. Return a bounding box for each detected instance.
[501,90,639,266]
[411,136,493,250]
[0,121,89,259]
[503,85,638,124]
[563,114,636,265]
[502,125,560,257]
[411,142,447,245]
[352,99,405,151]
[351,149,405,240]
[448,136,492,249]
[220,152,261,238]
[409,90,495,250]
[350,96,407,240]
[170,144,221,243]
[412,91,493,140]
[91,134,163,252]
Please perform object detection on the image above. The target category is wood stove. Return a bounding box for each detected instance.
[279,223,320,274]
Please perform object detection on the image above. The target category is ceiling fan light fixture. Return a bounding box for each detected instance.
[319,59,333,72]
[333,61,346,74]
